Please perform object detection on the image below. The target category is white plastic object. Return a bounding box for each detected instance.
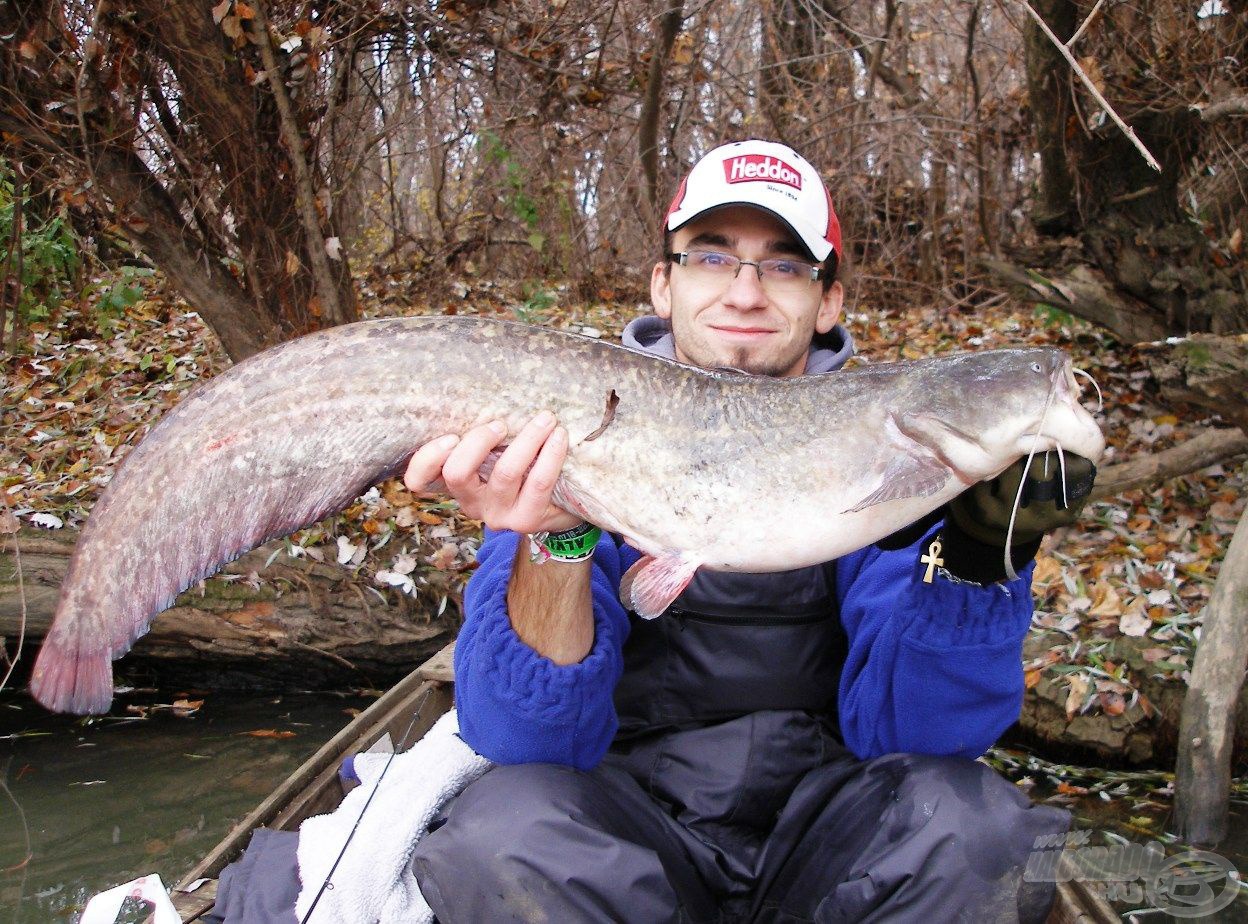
[79,874,181,924]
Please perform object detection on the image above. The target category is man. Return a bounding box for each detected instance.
[404,140,1094,922]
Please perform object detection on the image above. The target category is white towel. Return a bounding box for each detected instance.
[295,709,494,924]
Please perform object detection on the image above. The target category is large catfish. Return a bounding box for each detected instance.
[30,317,1105,714]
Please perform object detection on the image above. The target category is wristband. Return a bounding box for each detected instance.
[528,523,602,564]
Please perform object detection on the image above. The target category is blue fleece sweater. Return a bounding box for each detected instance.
[454,526,1034,771]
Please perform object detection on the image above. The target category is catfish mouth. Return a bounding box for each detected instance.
[1015,417,1106,464]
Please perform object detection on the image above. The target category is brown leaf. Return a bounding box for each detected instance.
[241,729,297,739]
[220,15,243,40]
[429,542,459,570]
[1100,692,1126,716]
[1087,582,1123,617]
[211,0,231,24]
[671,33,694,66]
[1078,56,1106,96]
[224,601,275,627]
[234,1,255,19]
[0,508,19,535]
[1057,782,1089,795]
[1031,555,1062,587]
[1119,610,1152,637]
[1065,674,1089,721]
[1024,668,1042,690]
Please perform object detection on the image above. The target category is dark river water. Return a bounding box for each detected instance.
[0,686,372,922]
[3,683,1247,923]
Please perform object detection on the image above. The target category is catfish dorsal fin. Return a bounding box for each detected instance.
[619,551,701,619]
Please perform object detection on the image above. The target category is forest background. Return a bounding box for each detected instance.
[3,0,1248,843]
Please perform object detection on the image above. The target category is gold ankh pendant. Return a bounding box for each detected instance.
[921,539,944,584]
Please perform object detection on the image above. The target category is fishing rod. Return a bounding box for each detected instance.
[299,687,433,924]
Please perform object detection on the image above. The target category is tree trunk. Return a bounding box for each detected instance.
[638,0,684,215]
[0,0,358,362]
[1022,0,1077,234]
[1172,505,1248,845]
[1007,0,1248,342]
[2,530,456,691]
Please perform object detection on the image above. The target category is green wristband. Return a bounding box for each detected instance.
[536,523,601,563]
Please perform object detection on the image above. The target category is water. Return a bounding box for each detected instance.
[1067,797,1248,922]
[0,687,371,922]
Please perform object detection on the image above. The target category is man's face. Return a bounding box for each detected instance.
[650,206,844,378]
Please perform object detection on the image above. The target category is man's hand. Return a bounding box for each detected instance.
[403,412,584,535]
[947,451,1097,547]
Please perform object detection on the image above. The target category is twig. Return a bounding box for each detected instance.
[0,760,34,886]
[0,512,26,695]
[1197,95,1248,123]
[1016,0,1162,172]
[1066,0,1106,48]
[249,0,348,327]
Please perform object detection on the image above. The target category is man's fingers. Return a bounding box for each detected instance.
[483,412,556,508]
[442,420,509,493]
[403,434,461,493]
[510,425,569,523]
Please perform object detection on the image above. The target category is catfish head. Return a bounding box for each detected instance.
[886,348,1106,490]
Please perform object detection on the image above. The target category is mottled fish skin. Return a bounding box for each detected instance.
[29,317,1105,714]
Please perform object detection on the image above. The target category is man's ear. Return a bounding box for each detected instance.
[651,262,673,320]
[815,281,844,335]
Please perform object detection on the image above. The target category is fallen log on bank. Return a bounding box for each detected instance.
[1,528,457,693]
[1090,426,1248,500]
[1016,630,1248,767]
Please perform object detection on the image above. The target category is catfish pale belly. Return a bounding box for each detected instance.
[29,317,1105,714]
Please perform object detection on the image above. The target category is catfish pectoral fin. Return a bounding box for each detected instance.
[842,455,950,514]
[620,550,701,619]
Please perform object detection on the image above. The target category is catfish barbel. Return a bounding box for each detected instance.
[30,316,1105,714]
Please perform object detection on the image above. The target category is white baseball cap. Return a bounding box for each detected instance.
[663,140,842,264]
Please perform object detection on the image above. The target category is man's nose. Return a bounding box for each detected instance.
[721,261,768,309]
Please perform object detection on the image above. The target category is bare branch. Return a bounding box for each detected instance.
[1013,0,1163,172]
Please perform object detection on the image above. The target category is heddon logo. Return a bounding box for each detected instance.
[723,155,803,190]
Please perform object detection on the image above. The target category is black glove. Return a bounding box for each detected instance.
[941,451,1096,583]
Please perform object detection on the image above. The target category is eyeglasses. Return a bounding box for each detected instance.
[665,250,823,294]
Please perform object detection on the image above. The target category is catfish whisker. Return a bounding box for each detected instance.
[1057,444,1068,508]
[1073,368,1103,412]
[1005,383,1058,581]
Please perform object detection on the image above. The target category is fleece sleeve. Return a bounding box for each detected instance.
[835,521,1035,761]
[452,528,635,771]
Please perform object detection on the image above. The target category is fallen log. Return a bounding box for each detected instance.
[0,528,457,692]
[1091,426,1248,500]
[1140,333,1248,433]
[1016,630,1248,768]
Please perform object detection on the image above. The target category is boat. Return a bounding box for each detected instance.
[166,642,1120,923]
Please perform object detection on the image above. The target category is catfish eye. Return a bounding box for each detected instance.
[1031,362,1043,373]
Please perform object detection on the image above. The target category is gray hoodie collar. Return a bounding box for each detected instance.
[620,315,854,374]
